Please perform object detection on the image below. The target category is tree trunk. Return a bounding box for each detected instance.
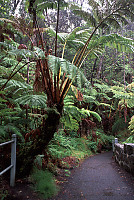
[17,104,63,177]
[123,52,126,89]
[91,58,97,85]
[97,54,104,79]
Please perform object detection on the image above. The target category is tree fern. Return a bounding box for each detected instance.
[48,55,89,88]
[87,0,134,28]
[72,0,134,68]
[81,109,101,122]
[112,88,134,100]
[83,94,98,104]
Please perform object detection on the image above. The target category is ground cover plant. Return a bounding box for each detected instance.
[31,168,59,199]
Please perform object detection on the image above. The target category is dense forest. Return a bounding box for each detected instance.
[0,0,134,199]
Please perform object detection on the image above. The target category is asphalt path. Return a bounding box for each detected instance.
[49,151,134,200]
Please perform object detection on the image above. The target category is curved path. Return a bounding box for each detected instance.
[50,151,134,200]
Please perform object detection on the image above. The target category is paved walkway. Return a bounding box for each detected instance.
[50,151,134,200]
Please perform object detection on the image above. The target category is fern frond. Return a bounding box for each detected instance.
[4,124,23,137]
[118,99,134,109]
[127,82,134,90]
[48,55,89,88]
[112,90,134,100]
[15,94,47,108]
[81,109,101,122]
[128,116,134,135]
[98,103,114,110]
[0,79,33,95]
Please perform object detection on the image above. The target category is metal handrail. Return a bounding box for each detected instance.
[0,165,13,176]
[0,134,16,187]
[0,140,14,147]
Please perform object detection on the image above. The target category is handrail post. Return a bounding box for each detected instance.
[112,138,118,153]
[10,134,16,187]
[115,138,118,144]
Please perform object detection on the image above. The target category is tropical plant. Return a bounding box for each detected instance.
[128,115,134,136]
[60,94,101,134]
[0,0,134,177]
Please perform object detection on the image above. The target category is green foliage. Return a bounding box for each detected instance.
[0,91,25,141]
[123,135,134,144]
[0,0,133,183]
[0,0,10,17]
[48,129,113,161]
[128,116,134,135]
[77,0,134,29]
[0,187,8,200]
[0,79,33,94]
[31,168,59,199]
[61,95,101,133]
[48,130,92,159]
[48,131,74,159]
[96,129,114,145]
[112,118,128,135]
[48,55,89,88]
[112,86,134,100]
[16,94,47,108]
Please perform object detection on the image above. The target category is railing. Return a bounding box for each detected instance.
[112,137,118,152]
[0,134,16,187]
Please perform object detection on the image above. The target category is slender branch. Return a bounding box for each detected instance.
[0,61,32,90]
[55,0,60,57]
[7,60,20,80]
[62,40,67,59]
[14,18,34,47]
[73,5,124,67]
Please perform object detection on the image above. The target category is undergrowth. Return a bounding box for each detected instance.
[46,129,113,169]
[123,135,134,143]
[48,131,93,160]
[31,168,59,199]
[30,129,113,199]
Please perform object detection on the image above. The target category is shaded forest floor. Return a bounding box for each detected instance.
[1,152,134,200]
[1,156,81,200]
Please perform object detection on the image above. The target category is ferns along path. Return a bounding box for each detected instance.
[49,152,134,200]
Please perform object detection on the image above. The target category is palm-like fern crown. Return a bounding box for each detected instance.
[71,0,134,68]
[87,0,134,28]
[0,0,134,108]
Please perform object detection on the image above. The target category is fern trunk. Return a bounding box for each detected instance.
[17,104,63,177]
